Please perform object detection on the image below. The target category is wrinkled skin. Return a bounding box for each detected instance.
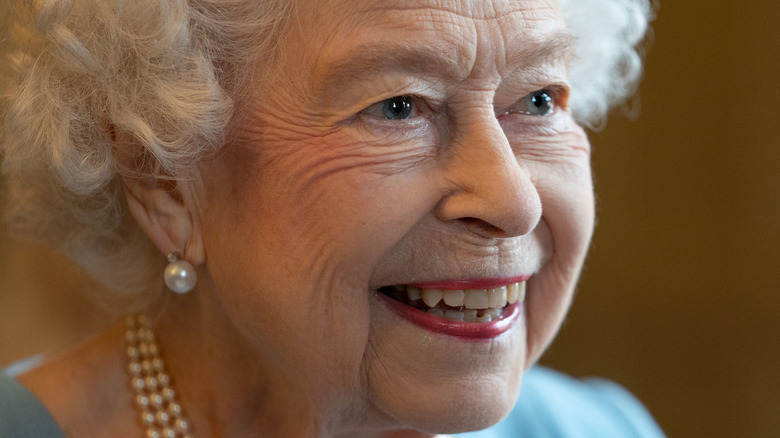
[160,0,594,436]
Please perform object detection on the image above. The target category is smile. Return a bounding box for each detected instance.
[376,277,528,339]
[379,282,526,323]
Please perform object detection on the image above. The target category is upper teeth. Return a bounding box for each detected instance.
[407,281,526,310]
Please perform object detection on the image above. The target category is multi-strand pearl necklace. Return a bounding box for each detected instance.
[125,313,193,438]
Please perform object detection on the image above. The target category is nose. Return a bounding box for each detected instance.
[434,115,541,239]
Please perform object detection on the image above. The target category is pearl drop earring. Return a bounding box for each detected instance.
[164,252,197,294]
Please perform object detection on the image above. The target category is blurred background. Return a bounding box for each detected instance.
[542,1,780,436]
[1,1,779,437]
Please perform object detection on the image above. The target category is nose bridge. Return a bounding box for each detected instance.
[435,110,542,238]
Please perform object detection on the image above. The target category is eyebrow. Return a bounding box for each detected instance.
[506,30,576,72]
[314,29,577,99]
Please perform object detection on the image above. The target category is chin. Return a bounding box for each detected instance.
[365,300,527,435]
[379,373,523,435]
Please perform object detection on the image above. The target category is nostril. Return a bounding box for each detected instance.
[460,217,507,238]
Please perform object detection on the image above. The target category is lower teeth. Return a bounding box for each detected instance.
[428,307,503,322]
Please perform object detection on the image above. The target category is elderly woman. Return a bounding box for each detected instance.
[0,0,662,437]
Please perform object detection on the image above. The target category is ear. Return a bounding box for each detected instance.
[124,176,206,266]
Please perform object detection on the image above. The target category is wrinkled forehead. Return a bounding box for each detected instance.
[277,0,569,83]
[292,0,565,37]
[297,0,563,21]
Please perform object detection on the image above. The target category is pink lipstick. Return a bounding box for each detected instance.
[376,277,528,339]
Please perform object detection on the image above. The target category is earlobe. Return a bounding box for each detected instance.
[124,176,205,266]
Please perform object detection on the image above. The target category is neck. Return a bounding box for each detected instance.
[152,292,321,437]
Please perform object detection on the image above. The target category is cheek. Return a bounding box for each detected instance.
[196,130,443,391]
[537,160,595,253]
[522,128,595,258]
[230,126,441,264]
[523,137,595,364]
[197,163,378,404]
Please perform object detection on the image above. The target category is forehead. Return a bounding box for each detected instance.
[280,0,568,80]
[297,0,562,22]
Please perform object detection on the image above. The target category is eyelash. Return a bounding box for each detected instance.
[360,95,419,120]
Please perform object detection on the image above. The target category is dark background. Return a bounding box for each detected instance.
[2,1,780,436]
[542,1,780,436]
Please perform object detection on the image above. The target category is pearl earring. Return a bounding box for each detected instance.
[164,252,197,294]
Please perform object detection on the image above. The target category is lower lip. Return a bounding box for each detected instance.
[376,292,522,340]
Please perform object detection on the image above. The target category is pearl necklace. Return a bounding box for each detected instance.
[125,313,193,438]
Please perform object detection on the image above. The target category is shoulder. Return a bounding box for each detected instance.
[0,367,67,438]
[454,366,666,438]
[3,324,140,438]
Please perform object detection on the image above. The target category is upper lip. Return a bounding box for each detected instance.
[406,275,531,290]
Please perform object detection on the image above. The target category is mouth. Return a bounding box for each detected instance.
[376,277,528,339]
[378,281,526,323]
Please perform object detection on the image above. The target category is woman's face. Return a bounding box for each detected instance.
[192,0,593,433]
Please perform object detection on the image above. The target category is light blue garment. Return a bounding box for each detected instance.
[455,367,665,437]
[0,365,663,437]
[0,368,66,438]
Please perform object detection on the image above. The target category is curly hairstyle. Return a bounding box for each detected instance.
[0,0,652,309]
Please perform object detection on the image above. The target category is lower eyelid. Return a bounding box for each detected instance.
[498,111,570,134]
[356,113,431,131]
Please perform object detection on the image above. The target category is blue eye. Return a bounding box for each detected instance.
[362,96,415,120]
[517,90,555,116]
[381,96,413,119]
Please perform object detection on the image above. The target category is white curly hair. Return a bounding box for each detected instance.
[0,0,652,309]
